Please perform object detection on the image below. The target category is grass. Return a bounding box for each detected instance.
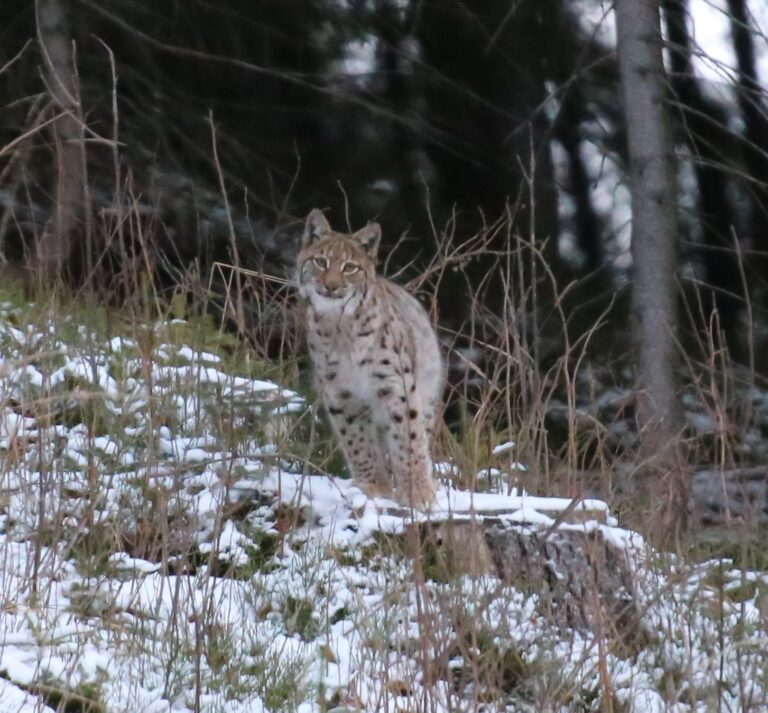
[0,220,765,712]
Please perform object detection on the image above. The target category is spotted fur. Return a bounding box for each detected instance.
[298,209,443,508]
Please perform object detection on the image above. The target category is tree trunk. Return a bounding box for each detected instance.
[615,0,687,546]
[35,0,84,283]
[726,0,768,310]
[554,87,604,275]
[664,0,743,348]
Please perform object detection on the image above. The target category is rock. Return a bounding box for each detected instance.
[690,467,768,525]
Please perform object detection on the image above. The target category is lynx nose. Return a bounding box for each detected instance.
[322,269,344,295]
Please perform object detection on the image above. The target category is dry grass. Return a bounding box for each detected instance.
[1,64,768,710]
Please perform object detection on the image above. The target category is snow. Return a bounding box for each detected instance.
[0,679,55,713]
[0,305,765,711]
[491,440,516,455]
[108,553,162,574]
[433,487,609,516]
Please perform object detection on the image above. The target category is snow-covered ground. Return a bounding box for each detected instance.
[0,302,766,712]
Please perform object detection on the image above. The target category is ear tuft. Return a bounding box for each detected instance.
[353,223,381,259]
[303,209,331,247]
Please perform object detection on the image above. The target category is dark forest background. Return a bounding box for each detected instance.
[1,0,768,539]
[3,0,764,319]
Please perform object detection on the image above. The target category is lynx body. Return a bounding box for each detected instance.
[298,209,442,508]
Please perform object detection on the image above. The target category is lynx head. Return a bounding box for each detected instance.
[298,209,381,311]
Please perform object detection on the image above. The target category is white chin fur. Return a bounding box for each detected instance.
[308,290,359,313]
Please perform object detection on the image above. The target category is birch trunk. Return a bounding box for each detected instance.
[36,0,85,282]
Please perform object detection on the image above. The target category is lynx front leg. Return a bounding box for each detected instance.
[326,402,392,498]
[382,386,435,509]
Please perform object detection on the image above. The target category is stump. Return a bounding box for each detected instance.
[406,501,644,645]
[484,523,641,641]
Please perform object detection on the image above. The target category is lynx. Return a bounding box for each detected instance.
[297,209,443,508]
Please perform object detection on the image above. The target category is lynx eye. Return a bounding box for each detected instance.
[312,256,329,270]
[342,262,360,275]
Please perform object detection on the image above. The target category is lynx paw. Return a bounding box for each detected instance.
[359,480,395,500]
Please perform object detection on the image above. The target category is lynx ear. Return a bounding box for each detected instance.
[352,222,381,259]
[303,209,331,247]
